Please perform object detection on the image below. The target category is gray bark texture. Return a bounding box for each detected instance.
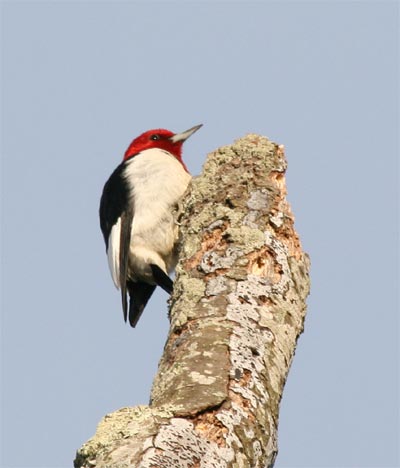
[75,134,310,468]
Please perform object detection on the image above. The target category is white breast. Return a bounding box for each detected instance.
[123,148,191,282]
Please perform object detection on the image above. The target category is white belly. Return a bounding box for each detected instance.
[124,148,191,283]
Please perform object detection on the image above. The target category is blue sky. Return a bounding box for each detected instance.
[1,2,398,467]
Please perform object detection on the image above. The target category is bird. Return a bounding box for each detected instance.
[99,124,202,327]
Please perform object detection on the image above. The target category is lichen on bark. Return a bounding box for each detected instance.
[75,134,310,468]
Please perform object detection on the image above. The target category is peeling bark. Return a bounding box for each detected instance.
[75,135,310,468]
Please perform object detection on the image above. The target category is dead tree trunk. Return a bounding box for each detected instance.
[75,134,310,468]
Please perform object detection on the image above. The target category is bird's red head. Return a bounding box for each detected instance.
[123,124,202,172]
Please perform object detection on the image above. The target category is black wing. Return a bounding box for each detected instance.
[99,160,134,321]
[99,161,131,249]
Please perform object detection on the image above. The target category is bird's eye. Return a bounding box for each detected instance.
[150,134,160,141]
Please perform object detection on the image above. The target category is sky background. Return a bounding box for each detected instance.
[1,1,399,467]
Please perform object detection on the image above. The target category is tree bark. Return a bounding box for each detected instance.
[75,134,310,468]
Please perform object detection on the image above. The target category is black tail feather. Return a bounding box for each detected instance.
[126,281,156,328]
[150,264,173,294]
[121,288,128,323]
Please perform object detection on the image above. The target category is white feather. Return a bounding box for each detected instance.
[107,217,121,289]
[123,148,191,283]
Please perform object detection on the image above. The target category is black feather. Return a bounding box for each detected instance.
[127,281,156,327]
[119,208,134,322]
[99,159,136,249]
[150,264,173,294]
[99,159,137,322]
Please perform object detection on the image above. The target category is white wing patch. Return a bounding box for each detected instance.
[107,217,121,289]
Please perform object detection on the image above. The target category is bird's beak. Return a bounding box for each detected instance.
[169,124,203,143]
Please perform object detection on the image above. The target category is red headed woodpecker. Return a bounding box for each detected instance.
[99,124,202,327]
